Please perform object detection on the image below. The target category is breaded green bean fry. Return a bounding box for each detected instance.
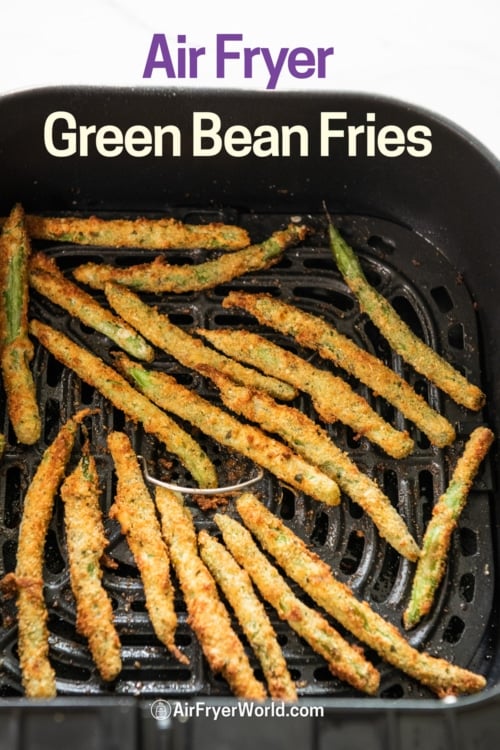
[206,368,420,562]
[113,352,340,506]
[13,409,91,698]
[73,224,308,293]
[104,282,296,401]
[223,291,456,449]
[29,319,217,489]
[108,431,186,664]
[328,218,485,411]
[0,204,41,444]
[61,443,122,681]
[215,512,380,695]
[198,327,414,458]
[198,529,297,701]
[404,426,494,629]
[236,493,486,697]
[18,213,250,251]
[155,488,266,700]
[29,252,154,361]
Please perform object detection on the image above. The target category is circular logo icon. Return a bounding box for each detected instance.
[150,699,172,721]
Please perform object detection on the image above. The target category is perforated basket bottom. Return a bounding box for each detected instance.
[0,211,495,700]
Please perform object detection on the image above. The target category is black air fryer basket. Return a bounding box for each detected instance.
[0,87,499,750]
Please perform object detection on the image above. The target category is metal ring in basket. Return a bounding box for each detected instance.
[137,455,264,496]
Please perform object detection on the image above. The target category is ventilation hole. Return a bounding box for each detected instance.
[68,253,105,269]
[345,425,363,449]
[292,285,349,310]
[182,374,199,389]
[363,265,383,288]
[119,632,169,647]
[418,470,434,528]
[111,408,127,432]
[174,596,187,614]
[54,662,93,682]
[3,466,22,529]
[380,683,404,699]
[448,322,464,350]
[415,433,431,452]
[459,572,475,603]
[170,312,195,326]
[43,398,63,444]
[77,380,95,406]
[109,560,141,579]
[49,616,83,641]
[310,512,329,546]
[44,528,66,575]
[363,319,391,362]
[377,397,396,427]
[391,296,425,339]
[174,632,192,647]
[270,338,302,357]
[383,469,399,509]
[339,531,365,574]
[7,421,18,446]
[302,257,335,271]
[442,615,465,644]
[2,539,17,574]
[459,527,478,557]
[430,285,454,313]
[279,488,296,520]
[370,544,400,603]
[413,378,428,401]
[313,666,335,682]
[347,497,364,520]
[252,667,265,683]
[45,353,65,388]
[273,256,293,270]
[50,254,79,271]
[78,321,96,337]
[293,283,354,313]
[211,313,253,327]
[412,381,431,449]
[367,234,396,256]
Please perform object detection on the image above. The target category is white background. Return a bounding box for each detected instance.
[0,0,498,158]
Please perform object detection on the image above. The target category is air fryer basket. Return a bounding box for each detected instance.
[0,87,500,750]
